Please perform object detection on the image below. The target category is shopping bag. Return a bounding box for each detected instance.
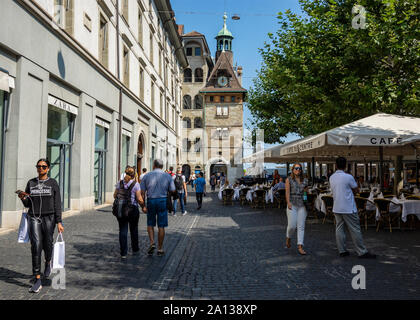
[52,233,65,269]
[17,212,30,243]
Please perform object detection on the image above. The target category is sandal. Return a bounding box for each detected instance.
[147,244,156,256]
[298,246,307,255]
[157,250,165,257]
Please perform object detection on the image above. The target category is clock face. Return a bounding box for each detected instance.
[218,76,228,87]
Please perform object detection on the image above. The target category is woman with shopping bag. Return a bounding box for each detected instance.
[17,159,64,293]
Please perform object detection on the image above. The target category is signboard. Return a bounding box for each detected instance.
[48,95,78,115]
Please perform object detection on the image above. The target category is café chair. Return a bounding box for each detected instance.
[374,198,401,232]
[252,189,266,209]
[355,197,375,230]
[239,188,250,206]
[273,189,286,209]
[321,195,335,224]
[305,193,318,219]
[222,189,234,206]
[359,192,371,198]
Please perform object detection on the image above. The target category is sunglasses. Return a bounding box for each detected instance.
[294,167,302,171]
[36,165,48,170]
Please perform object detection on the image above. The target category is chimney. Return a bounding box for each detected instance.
[178,24,184,36]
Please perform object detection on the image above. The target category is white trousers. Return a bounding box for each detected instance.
[286,206,307,246]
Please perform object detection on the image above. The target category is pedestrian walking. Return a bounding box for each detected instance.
[113,166,146,259]
[139,168,147,182]
[193,172,206,210]
[210,173,217,192]
[17,159,64,293]
[329,157,376,259]
[190,173,196,191]
[140,159,176,257]
[219,172,226,188]
[285,163,309,255]
[172,168,188,216]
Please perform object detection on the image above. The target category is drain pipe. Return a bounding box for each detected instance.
[116,0,122,180]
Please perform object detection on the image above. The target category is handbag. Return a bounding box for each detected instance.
[52,233,65,269]
[17,211,30,243]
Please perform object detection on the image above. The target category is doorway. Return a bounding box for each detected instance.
[94,125,107,204]
[47,141,71,210]
[137,134,144,177]
[47,106,74,211]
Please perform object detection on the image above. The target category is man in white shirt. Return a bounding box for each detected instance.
[330,157,376,259]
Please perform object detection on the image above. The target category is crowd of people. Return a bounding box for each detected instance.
[16,156,377,294]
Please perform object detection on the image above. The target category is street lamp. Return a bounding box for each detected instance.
[232,14,240,20]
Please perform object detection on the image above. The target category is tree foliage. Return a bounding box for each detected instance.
[248,0,420,144]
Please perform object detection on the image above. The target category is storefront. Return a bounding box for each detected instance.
[94,118,109,205]
[47,95,77,211]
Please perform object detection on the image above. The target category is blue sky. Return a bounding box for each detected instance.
[171,0,304,163]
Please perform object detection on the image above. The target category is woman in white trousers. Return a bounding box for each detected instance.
[285,163,309,255]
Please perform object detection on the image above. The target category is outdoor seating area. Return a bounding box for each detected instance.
[239,113,420,232]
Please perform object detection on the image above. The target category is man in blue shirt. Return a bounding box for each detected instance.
[140,159,176,256]
[193,172,206,210]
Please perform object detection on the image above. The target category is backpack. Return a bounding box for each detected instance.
[112,180,136,218]
[174,175,184,191]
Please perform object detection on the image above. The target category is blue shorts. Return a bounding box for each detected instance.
[147,197,168,228]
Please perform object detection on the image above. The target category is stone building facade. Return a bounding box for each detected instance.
[180,15,246,182]
[0,0,187,228]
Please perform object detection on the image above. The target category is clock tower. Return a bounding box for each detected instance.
[199,13,247,182]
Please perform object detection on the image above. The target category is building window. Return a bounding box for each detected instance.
[194,138,201,152]
[183,117,191,129]
[194,117,203,128]
[149,33,154,64]
[194,68,203,82]
[122,0,129,23]
[231,96,235,102]
[183,95,191,109]
[99,15,108,68]
[195,47,201,56]
[55,0,74,35]
[210,96,214,102]
[182,138,191,152]
[194,95,203,109]
[123,46,129,87]
[151,81,155,111]
[138,6,143,46]
[220,96,225,103]
[186,47,193,56]
[121,135,130,169]
[183,69,192,83]
[160,92,163,119]
[216,106,229,116]
[139,67,144,101]
[159,49,162,77]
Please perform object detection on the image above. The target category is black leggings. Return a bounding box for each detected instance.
[28,214,56,276]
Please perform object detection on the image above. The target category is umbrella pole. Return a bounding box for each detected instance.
[379,146,384,190]
[312,157,315,185]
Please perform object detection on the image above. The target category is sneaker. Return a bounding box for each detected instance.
[173,213,177,217]
[359,252,376,259]
[182,211,188,216]
[339,251,350,257]
[44,261,52,278]
[121,255,127,259]
[29,278,42,293]
[147,244,156,256]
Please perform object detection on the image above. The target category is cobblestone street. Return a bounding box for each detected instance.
[0,191,419,300]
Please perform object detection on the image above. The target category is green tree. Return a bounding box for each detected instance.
[248,0,420,144]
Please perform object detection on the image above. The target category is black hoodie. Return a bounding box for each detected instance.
[21,177,62,223]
